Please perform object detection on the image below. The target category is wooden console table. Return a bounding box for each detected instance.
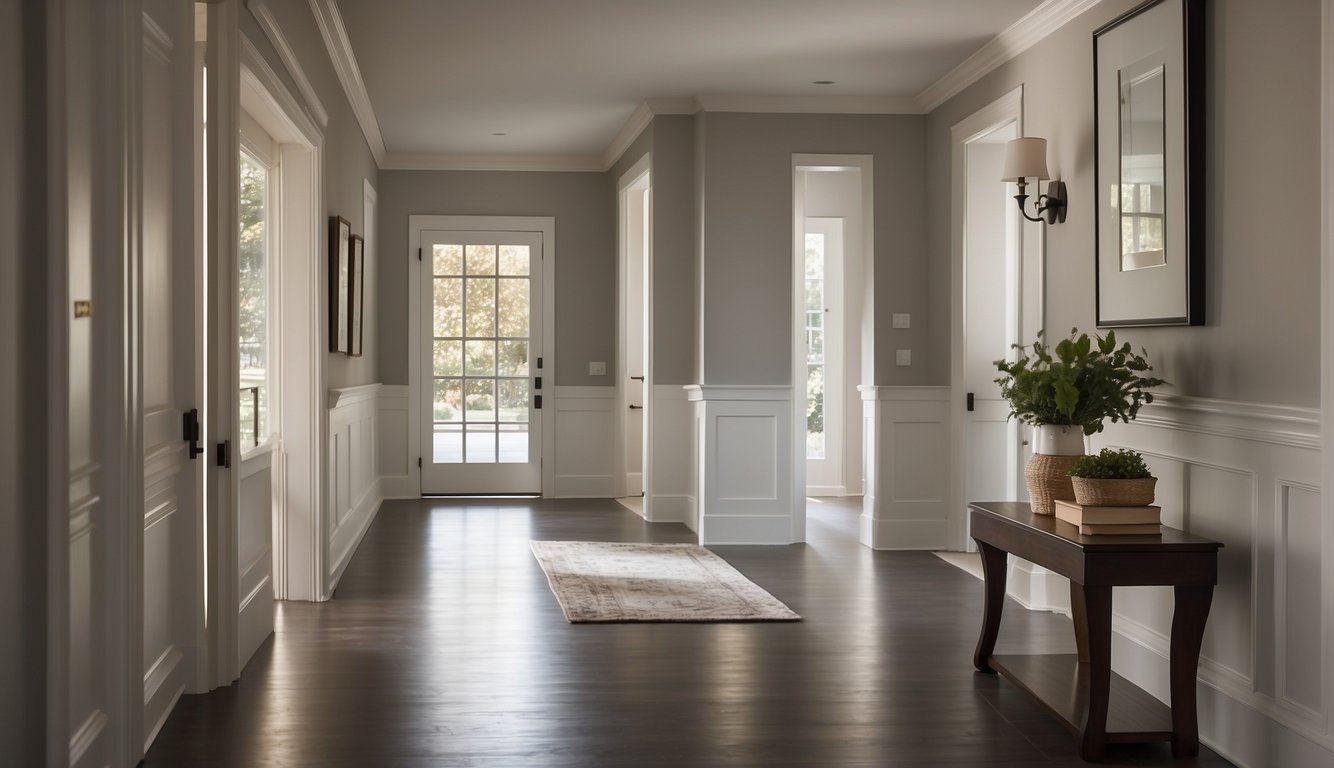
[968,501,1222,762]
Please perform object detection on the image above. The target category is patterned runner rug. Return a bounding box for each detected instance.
[530,541,801,623]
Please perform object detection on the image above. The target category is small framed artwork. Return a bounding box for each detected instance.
[329,216,351,353]
[349,234,365,357]
[1094,0,1204,326]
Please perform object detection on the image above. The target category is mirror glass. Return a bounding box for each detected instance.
[1118,64,1166,271]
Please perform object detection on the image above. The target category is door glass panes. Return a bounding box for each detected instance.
[432,243,531,464]
[238,150,269,449]
[804,233,826,459]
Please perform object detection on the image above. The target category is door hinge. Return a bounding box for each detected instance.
[418,457,422,469]
[216,439,231,468]
[417,247,422,261]
[535,394,543,410]
[966,392,975,412]
[536,356,543,369]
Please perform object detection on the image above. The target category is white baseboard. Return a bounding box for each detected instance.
[327,479,382,596]
[647,493,693,525]
[1005,558,1071,615]
[859,514,948,550]
[552,474,617,498]
[805,485,847,497]
[698,514,793,545]
[379,474,417,499]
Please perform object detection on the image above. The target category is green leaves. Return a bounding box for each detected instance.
[994,328,1166,435]
[1068,448,1152,479]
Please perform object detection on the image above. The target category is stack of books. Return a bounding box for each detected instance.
[1053,499,1161,535]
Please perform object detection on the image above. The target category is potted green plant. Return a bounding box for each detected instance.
[1067,448,1157,506]
[994,328,1165,514]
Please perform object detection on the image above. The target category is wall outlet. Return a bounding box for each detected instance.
[895,349,911,367]
[589,361,606,375]
[892,313,911,329]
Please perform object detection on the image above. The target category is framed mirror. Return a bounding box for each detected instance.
[1094,0,1204,326]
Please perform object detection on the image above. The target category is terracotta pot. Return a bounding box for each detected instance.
[1024,425,1085,515]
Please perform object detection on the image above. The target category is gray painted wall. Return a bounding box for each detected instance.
[697,112,926,385]
[240,2,380,389]
[925,0,1322,406]
[650,116,698,385]
[377,170,616,386]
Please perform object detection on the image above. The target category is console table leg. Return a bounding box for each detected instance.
[973,540,1008,673]
[1170,585,1213,757]
[1078,584,1113,762]
[1070,580,1090,662]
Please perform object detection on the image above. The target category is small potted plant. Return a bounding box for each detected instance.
[1067,448,1157,507]
[995,328,1165,514]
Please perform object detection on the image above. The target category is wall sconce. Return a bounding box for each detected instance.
[1001,137,1067,224]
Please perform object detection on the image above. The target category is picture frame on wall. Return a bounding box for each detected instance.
[349,234,365,357]
[1093,0,1204,326]
[329,216,351,353]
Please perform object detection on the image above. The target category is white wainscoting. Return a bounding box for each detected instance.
[327,385,384,595]
[686,386,796,545]
[1001,394,1332,767]
[859,386,951,550]
[646,385,696,528]
[376,385,414,498]
[236,445,275,672]
[550,386,618,498]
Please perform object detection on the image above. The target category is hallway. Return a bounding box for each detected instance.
[141,499,1236,767]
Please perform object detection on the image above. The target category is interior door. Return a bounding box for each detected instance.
[140,0,198,748]
[963,138,1022,522]
[420,231,543,494]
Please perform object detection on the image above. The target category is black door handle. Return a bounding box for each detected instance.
[629,405,643,410]
[182,408,203,459]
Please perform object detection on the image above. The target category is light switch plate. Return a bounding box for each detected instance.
[895,349,911,367]
[892,313,910,329]
[589,361,607,375]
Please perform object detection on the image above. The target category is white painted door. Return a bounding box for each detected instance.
[621,179,649,498]
[804,217,844,496]
[140,0,198,749]
[420,231,544,494]
[963,136,1023,520]
[235,115,277,672]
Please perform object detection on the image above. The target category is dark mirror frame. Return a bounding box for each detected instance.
[1093,0,1205,327]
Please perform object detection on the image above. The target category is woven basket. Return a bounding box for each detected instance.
[1071,476,1157,507]
[1025,453,1080,515]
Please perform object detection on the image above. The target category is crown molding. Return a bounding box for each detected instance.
[915,0,1104,112]
[308,0,388,166]
[382,153,605,173]
[246,0,328,128]
[695,94,922,114]
[600,102,655,171]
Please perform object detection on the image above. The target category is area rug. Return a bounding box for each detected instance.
[530,541,801,623]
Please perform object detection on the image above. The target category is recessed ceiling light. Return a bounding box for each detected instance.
[812,80,836,86]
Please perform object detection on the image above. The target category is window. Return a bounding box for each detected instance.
[238,147,272,449]
[804,232,826,459]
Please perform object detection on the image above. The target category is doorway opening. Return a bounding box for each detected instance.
[949,88,1040,551]
[617,156,651,516]
[793,156,873,541]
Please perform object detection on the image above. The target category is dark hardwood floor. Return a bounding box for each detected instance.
[142,498,1237,767]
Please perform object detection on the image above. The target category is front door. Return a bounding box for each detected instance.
[420,231,544,494]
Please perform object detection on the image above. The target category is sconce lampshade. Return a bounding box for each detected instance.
[1001,137,1051,182]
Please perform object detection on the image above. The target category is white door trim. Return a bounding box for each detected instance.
[948,86,1026,552]
[617,153,651,507]
[408,215,556,495]
[1320,0,1334,740]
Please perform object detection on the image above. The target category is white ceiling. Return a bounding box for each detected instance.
[333,0,1055,166]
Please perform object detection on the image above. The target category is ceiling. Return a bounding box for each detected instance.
[331,0,1059,168]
